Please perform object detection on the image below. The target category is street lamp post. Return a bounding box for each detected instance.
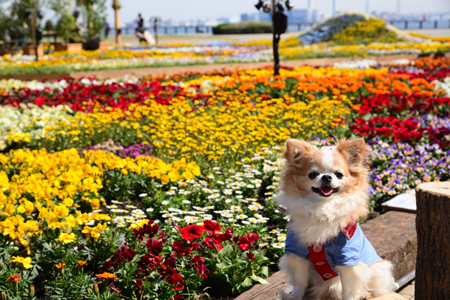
[27,0,42,61]
[255,0,291,76]
[112,0,121,44]
[150,17,161,45]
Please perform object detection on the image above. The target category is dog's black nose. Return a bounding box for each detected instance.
[322,174,332,183]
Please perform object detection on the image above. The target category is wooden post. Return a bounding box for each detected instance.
[416,182,450,299]
[271,0,280,76]
[113,0,121,45]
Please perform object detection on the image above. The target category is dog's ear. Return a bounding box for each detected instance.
[284,139,314,163]
[336,138,367,167]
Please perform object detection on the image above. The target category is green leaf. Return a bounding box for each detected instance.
[261,266,269,277]
[242,277,253,288]
[219,244,233,257]
[251,274,270,285]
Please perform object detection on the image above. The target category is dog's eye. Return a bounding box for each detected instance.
[308,172,319,179]
[335,172,344,179]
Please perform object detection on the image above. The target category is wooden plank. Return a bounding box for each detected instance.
[381,192,416,213]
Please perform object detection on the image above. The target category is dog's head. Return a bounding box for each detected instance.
[280,138,369,204]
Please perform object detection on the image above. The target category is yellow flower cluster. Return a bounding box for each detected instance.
[40,94,350,166]
[0,148,200,250]
[280,42,450,59]
[332,19,401,45]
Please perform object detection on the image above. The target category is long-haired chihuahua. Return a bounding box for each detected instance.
[277,138,394,300]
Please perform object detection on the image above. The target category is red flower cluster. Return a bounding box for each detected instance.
[396,66,450,82]
[238,233,260,261]
[238,233,260,251]
[0,78,210,112]
[356,92,450,117]
[103,242,136,270]
[350,116,425,143]
[104,219,263,297]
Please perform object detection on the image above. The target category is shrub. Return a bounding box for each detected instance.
[212,22,272,35]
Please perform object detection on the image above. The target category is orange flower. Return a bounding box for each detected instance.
[96,272,118,281]
[76,260,87,268]
[56,263,66,269]
[6,273,21,284]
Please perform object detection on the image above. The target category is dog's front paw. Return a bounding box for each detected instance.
[278,290,300,300]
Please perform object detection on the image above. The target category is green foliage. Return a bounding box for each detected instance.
[213,22,272,35]
[7,0,45,43]
[0,5,13,42]
[77,0,107,40]
[50,0,82,43]
[55,12,82,43]
[44,19,54,30]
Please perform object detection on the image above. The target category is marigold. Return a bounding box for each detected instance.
[77,260,87,267]
[9,256,32,269]
[56,232,77,244]
[6,273,21,284]
[96,272,118,281]
[56,262,66,269]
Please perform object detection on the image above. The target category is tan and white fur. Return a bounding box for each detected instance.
[277,138,394,300]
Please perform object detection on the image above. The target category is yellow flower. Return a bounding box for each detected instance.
[76,260,87,267]
[56,232,77,244]
[10,256,33,269]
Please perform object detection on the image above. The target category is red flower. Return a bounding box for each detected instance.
[133,220,159,239]
[203,220,221,234]
[158,265,174,278]
[164,256,176,268]
[146,239,163,255]
[136,278,143,292]
[190,242,201,250]
[174,295,183,300]
[197,264,210,279]
[166,273,185,291]
[214,228,233,242]
[238,233,260,252]
[190,255,205,268]
[180,224,204,241]
[204,236,223,251]
[246,252,256,261]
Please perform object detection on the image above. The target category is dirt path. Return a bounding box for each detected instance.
[71,54,419,79]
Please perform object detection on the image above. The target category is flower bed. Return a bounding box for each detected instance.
[0,57,450,299]
[1,40,449,75]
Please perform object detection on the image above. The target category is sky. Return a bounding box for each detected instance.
[107,0,450,25]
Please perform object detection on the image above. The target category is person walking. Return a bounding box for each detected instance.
[104,21,110,39]
[136,13,144,32]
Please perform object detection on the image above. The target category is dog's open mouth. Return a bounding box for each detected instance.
[312,186,339,197]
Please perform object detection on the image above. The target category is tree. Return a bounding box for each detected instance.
[44,19,54,30]
[7,0,45,44]
[76,0,107,41]
[0,5,13,42]
[416,182,450,299]
[50,0,82,43]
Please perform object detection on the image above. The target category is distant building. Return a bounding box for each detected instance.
[287,9,309,22]
[257,11,271,22]
[241,13,251,22]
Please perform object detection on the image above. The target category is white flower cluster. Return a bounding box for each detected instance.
[334,59,378,69]
[0,77,140,92]
[0,104,73,150]
[433,77,450,97]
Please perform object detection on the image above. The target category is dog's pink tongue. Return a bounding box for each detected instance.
[320,186,333,195]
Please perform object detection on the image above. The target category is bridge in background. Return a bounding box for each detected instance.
[116,18,450,36]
